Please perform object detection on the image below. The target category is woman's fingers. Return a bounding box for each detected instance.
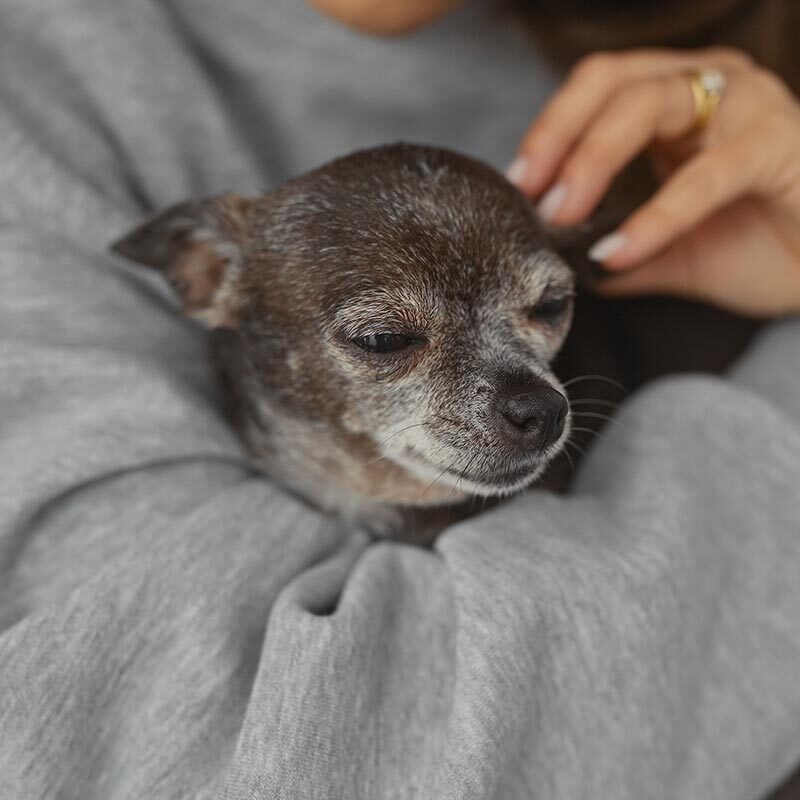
[507,50,690,195]
[509,47,800,317]
[592,244,695,300]
[594,207,800,317]
[507,48,736,196]
[535,74,697,225]
[587,138,759,268]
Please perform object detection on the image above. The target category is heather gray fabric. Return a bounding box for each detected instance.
[1,1,799,798]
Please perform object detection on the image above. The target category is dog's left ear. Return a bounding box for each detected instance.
[545,221,608,288]
[112,194,252,328]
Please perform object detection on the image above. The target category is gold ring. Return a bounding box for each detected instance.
[688,68,727,133]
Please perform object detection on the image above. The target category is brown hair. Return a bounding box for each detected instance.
[514,0,800,93]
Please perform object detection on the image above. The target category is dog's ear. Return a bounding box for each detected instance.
[545,220,611,288]
[112,194,252,328]
[547,157,657,286]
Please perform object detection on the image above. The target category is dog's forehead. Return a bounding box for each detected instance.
[267,144,568,306]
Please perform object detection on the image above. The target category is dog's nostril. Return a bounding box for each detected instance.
[501,397,540,431]
[498,388,568,447]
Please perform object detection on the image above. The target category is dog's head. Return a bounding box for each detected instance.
[113,144,573,515]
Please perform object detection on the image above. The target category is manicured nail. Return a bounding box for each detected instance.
[504,156,529,186]
[537,182,568,222]
[588,231,629,263]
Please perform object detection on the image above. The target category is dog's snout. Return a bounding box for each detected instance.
[497,386,568,449]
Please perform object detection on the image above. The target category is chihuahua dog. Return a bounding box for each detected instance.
[113,144,575,535]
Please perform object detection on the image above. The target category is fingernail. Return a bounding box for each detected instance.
[504,156,529,186]
[588,231,629,263]
[537,182,568,222]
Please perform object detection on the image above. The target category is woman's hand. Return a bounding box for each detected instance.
[506,48,800,318]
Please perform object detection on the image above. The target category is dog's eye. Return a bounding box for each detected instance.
[528,295,571,323]
[353,333,418,353]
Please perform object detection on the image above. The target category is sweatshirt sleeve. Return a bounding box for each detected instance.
[0,4,354,797]
[1,3,799,800]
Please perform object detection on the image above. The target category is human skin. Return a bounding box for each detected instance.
[507,47,800,318]
[306,0,464,35]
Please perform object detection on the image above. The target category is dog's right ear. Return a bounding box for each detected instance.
[112,194,252,328]
[548,157,657,287]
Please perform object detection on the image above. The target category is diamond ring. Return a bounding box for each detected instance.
[688,68,727,133]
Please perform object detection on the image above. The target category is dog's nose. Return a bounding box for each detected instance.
[497,386,568,449]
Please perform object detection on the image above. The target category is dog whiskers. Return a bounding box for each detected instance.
[570,425,604,438]
[359,422,430,468]
[453,452,481,500]
[564,438,589,460]
[562,373,627,393]
[560,447,576,472]
[571,410,628,431]
[421,463,456,499]
[568,398,620,410]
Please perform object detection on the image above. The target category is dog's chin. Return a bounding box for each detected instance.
[441,462,547,498]
[395,447,556,501]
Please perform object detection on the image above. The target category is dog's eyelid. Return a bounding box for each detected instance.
[332,302,429,342]
[335,317,424,342]
[525,286,574,324]
[534,283,574,306]
[352,332,426,355]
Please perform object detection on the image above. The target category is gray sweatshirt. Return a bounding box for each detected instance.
[0,1,799,798]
